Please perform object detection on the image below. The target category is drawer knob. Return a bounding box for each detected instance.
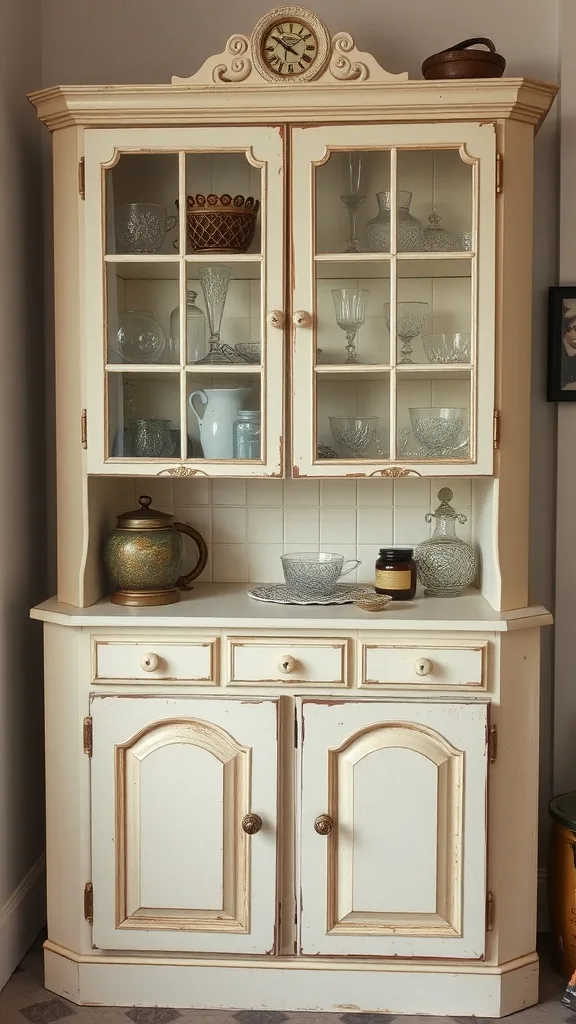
[414,657,433,677]
[293,310,313,328]
[141,653,160,672]
[314,814,334,836]
[242,813,263,835]
[278,655,296,674]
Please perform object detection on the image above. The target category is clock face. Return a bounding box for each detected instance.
[262,19,318,77]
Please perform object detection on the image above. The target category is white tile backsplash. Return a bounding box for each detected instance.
[131,477,473,582]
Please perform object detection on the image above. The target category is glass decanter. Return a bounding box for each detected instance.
[365,190,424,253]
[168,290,207,364]
[415,487,477,597]
[422,211,455,252]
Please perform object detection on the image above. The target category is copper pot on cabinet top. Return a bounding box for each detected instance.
[105,496,208,607]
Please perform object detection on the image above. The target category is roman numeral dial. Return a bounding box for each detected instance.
[262,18,319,77]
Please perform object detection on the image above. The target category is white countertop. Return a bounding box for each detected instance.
[30,584,552,632]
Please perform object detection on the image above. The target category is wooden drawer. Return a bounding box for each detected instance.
[94,638,218,683]
[361,640,486,689]
[226,637,349,686]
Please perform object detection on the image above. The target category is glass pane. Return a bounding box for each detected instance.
[108,372,181,459]
[185,262,261,366]
[185,153,262,256]
[397,149,473,252]
[316,150,391,254]
[106,155,179,256]
[316,262,390,366]
[186,372,262,460]
[106,263,179,365]
[394,259,472,365]
[396,370,472,461]
[316,371,390,460]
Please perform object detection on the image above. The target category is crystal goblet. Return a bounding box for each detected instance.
[340,154,366,254]
[384,301,430,364]
[195,266,233,364]
[333,288,369,364]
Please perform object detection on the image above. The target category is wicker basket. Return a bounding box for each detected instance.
[183,193,260,254]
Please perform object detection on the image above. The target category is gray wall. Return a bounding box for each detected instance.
[39,0,561,860]
[0,0,46,988]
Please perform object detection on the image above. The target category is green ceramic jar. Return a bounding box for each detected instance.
[105,495,208,606]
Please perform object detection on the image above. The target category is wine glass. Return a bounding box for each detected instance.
[332,288,369,364]
[384,301,430,364]
[340,154,366,254]
[195,266,233,364]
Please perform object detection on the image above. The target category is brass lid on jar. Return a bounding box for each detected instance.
[115,495,174,531]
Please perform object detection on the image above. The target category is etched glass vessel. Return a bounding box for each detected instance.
[415,487,477,597]
[169,291,207,363]
[365,190,424,252]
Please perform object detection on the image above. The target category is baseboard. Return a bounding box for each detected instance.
[538,868,549,933]
[0,854,46,992]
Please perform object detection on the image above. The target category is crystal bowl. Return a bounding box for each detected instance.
[111,311,166,364]
[409,407,466,454]
[330,416,379,457]
[422,333,471,363]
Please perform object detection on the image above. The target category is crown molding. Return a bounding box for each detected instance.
[28,77,557,133]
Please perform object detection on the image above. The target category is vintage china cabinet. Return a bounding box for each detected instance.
[30,7,557,1017]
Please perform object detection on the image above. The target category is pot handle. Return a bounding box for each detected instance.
[189,390,208,428]
[444,37,496,53]
[174,522,209,589]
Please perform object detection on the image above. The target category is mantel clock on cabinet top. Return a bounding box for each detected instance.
[29,7,557,1018]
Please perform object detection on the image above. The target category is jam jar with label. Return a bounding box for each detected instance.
[375,547,417,600]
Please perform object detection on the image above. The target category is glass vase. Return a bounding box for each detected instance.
[365,190,424,253]
[415,487,477,597]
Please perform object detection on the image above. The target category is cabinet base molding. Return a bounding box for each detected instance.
[44,942,539,1017]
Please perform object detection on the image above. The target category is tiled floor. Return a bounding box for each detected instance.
[0,934,572,1024]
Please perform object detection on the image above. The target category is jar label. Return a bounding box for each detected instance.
[375,568,412,590]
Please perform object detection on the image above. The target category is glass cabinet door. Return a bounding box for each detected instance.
[291,122,496,477]
[84,127,284,476]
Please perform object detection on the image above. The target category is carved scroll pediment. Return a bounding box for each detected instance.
[172,10,407,87]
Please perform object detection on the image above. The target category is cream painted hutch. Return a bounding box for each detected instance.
[30,8,557,1016]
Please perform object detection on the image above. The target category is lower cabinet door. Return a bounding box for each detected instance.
[91,695,279,953]
[300,699,488,959]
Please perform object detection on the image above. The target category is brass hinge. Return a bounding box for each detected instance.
[81,409,87,449]
[493,409,501,450]
[496,152,503,194]
[83,716,93,757]
[78,157,85,200]
[488,724,498,764]
[486,889,494,931]
[84,882,93,923]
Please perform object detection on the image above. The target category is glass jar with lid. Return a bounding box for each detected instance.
[169,290,207,363]
[415,487,477,596]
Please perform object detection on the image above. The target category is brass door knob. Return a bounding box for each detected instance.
[314,814,334,835]
[242,813,263,835]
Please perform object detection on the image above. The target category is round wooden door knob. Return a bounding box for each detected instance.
[141,653,160,672]
[278,655,296,674]
[414,657,433,677]
[314,814,334,835]
[242,813,263,835]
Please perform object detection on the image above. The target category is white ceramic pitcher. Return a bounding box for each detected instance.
[188,387,251,459]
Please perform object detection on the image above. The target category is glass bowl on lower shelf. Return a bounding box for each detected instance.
[330,416,380,458]
[409,407,467,456]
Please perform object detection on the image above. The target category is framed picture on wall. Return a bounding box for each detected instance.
[548,286,576,400]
